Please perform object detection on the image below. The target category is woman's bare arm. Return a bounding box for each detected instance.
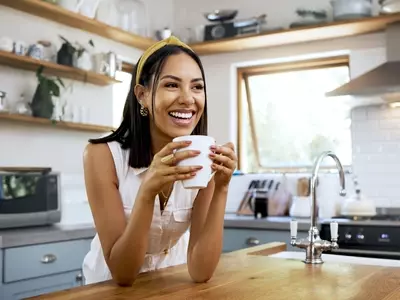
[83,143,154,286]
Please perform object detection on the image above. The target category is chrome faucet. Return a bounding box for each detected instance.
[290,151,346,264]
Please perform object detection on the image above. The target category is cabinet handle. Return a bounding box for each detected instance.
[246,237,260,247]
[76,273,83,282]
[41,254,57,264]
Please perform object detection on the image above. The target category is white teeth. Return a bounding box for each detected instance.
[169,111,193,119]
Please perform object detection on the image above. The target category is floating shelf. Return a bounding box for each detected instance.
[0,50,121,86]
[0,0,155,50]
[190,13,400,55]
[2,1,400,57]
[0,113,115,133]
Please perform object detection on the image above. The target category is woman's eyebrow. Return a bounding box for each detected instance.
[160,75,203,82]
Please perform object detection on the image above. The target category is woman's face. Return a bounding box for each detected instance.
[143,52,205,140]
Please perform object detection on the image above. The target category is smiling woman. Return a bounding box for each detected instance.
[82,36,237,287]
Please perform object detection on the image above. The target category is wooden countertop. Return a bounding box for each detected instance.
[29,242,400,300]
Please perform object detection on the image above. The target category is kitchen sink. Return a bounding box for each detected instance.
[269,251,400,267]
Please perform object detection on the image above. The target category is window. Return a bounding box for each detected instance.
[238,56,352,173]
[112,62,134,128]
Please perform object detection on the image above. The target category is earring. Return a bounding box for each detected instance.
[140,105,149,117]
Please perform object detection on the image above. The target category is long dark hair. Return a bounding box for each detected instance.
[89,45,208,168]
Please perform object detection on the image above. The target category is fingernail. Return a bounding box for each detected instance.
[185,141,192,144]
[211,164,217,168]
[195,166,203,170]
[209,153,215,157]
[191,172,196,176]
[193,150,201,154]
[210,145,216,149]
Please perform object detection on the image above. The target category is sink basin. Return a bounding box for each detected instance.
[269,251,400,267]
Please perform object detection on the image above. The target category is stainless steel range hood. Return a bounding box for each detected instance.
[326,22,400,97]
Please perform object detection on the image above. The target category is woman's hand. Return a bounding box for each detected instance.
[209,142,237,189]
[141,140,202,197]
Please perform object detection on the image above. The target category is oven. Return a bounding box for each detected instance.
[320,213,400,260]
[0,167,61,229]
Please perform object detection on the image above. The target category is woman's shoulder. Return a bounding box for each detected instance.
[84,141,130,178]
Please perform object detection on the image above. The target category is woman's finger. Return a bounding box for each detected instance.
[157,140,192,158]
[210,145,237,162]
[161,165,203,176]
[211,163,232,176]
[165,172,197,182]
[162,150,200,165]
[209,153,235,169]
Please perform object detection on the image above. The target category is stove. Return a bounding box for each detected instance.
[320,213,400,260]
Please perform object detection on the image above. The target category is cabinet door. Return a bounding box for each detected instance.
[3,269,84,300]
[223,228,308,252]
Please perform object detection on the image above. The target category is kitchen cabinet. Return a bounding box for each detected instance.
[223,228,308,253]
[0,238,92,300]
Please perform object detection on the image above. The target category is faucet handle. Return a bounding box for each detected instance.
[290,219,298,238]
[330,221,338,241]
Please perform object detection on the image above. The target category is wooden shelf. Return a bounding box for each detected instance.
[3,1,400,58]
[190,13,400,55]
[0,50,120,86]
[0,113,115,133]
[0,0,155,50]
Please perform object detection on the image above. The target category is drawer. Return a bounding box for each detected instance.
[4,239,92,283]
[223,228,308,252]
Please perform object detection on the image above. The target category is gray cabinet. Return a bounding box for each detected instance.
[223,228,308,253]
[3,269,83,300]
[0,238,92,300]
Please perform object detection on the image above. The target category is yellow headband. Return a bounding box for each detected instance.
[135,36,193,85]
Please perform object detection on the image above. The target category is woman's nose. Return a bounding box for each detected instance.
[178,88,195,104]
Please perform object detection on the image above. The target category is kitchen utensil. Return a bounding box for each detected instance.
[0,91,8,112]
[92,52,120,78]
[236,180,258,216]
[340,177,376,216]
[251,180,275,219]
[297,177,310,197]
[380,0,400,13]
[172,135,216,189]
[330,0,373,20]
[289,196,311,218]
[204,10,238,22]
[0,36,14,52]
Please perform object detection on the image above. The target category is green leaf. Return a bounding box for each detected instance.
[36,66,44,78]
[56,77,65,88]
[47,80,60,97]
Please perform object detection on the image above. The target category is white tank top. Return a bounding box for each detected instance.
[82,141,199,284]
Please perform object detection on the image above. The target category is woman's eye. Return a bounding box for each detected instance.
[165,82,178,88]
[193,85,204,90]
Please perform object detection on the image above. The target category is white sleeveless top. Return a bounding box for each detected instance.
[82,141,199,284]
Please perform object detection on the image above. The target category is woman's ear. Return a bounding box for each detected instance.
[134,84,147,105]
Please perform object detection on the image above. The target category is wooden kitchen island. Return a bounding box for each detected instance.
[29,242,400,300]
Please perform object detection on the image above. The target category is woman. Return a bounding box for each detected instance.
[82,36,237,286]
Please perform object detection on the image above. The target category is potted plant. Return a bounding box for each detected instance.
[30,66,65,119]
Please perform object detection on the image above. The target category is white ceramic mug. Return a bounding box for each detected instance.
[173,135,216,189]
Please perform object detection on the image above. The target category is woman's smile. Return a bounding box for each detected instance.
[168,109,196,127]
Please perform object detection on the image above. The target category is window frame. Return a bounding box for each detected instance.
[236,55,352,173]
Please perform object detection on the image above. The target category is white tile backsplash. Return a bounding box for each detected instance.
[60,173,93,224]
[352,105,400,208]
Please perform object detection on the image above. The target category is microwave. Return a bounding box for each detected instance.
[0,167,61,229]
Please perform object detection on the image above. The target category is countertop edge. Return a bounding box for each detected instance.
[0,215,313,249]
